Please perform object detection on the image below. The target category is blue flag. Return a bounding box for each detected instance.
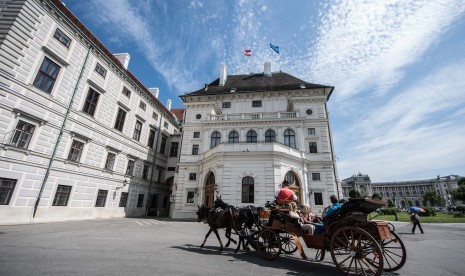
[270,43,280,54]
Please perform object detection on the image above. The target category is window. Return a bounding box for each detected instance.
[308,128,315,135]
[82,88,100,116]
[309,142,318,153]
[314,193,323,205]
[104,152,116,171]
[164,122,169,129]
[285,171,295,184]
[252,100,262,107]
[52,185,72,206]
[306,109,313,115]
[133,120,142,141]
[312,173,321,181]
[148,129,156,149]
[192,145,199,155]
[196,114,202,119]
[187,191,195,203]
[122,87,131,98]
[152,112,158,120]
[95,189,108,207]
[169,142,179,157]
[222,102,231,108]
[10,120,35,149]
[228,131,239,143]
[167,167,176,171]
[137,194,144,208]
[189,173,197,180]
[151,195,159,208]
[241,176,254,203]
[0,178,17,205]
[142,164,149,179]
[95,63,107,78]
[210,131,221,148]
[246,130,257,143]
[193,132,200,138]
[114,108,126,131]
[53,28,71,48]
[284,129,296,148]
[265,129,276,142]
[139,101,146,111]
[67,139,85,162]
[126,159,135,176]
[33,57,60,93]
[160,136,167,154]
[119,192,128,207]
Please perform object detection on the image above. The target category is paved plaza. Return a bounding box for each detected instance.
[0,218,464,276]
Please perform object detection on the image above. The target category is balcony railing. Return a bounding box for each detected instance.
[208,111,298,121]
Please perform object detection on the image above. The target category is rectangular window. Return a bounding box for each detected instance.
[95,189,108,207]
[312,173,321,181]
[164,122,169,129]
[0,178,17,205]
[314,193,323,205]
[192,145,199,155]
[152,112,158,120]
[308,128,315,135]
[167,167,176,171]
[139,101,146,111]
[33,57,61,93]
[193,132,200,138]
[104,152,116,171]
[142,164,149,179]
[67,139,85,162]
[114,108,127,131]
[82,88,100,116]
[252,100,262,107]
[126,159,135,176]
[309,142,318,153]
[137,194,145,208]
[169,142,179,157]
[148,129,156,149]
[52,185,72,206]
[10,120,35,149]
[222,102,231,108]
[119,192,128,207]
[162,196,168,208]
[94,63,107,78]
[189,173,197,181]
[133,120,142,141]
[53,28,71,48]
[187,191,195,203]
[122,87,131,98]
[160,136,167,154]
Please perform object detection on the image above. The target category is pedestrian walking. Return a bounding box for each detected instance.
[411,211,424,234]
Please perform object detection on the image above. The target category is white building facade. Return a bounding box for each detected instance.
[171,62,341,219]
[0,0,180,224]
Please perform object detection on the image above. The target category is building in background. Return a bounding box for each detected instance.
[171,62,341,219]
[0,0,180,224]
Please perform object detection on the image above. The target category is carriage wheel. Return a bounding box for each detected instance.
[381,230,406,272]
[279,232,298,254]
[256,229,281,260]
[330,226,384,276]
[388,223,396,232]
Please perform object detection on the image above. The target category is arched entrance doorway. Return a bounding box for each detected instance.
[204,172,215,208]
[285,171,301,204]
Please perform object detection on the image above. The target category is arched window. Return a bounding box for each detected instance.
[246,130,257,143]
[210,131,221,148]
[228,131,239,143]
[265,129,276,142]
[285,171,295,185]
[284,129,296,148]
[242,176,254,203]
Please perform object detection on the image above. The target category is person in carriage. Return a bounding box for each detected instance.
[288,202,315,234]
[274,180,297,204]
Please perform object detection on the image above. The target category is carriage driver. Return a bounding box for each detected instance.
[275,180,297,204]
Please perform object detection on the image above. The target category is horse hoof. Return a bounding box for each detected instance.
[200,245,204,248]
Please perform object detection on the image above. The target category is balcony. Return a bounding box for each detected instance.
[208,111,299,122]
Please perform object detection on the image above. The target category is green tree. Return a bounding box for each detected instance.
[371,193,382,200]
[451,182,465,201]
[349,189,362,199]
[387,199,395,208]
[458,177,465,186]
[422,191,446,206]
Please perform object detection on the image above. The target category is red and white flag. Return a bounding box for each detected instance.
[244,49,252,56]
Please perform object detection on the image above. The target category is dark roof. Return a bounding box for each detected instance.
[170,108,185,121]
[181,72,333,100]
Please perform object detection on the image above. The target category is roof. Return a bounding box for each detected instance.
[180,72,334,100]
[170,108,185,121]
[48,0,178,125]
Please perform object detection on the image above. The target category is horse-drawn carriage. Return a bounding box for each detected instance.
[197,198,406,276]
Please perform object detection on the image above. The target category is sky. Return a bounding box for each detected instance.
[64,0,465,182]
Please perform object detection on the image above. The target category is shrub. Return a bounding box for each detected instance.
[419,207,436,217]
[379,208,397,215]
[455,206,465,213]
[453,212,464,218]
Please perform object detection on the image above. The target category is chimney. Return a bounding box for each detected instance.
[219,62,227,86]
[166,99,172,111]
[148,87,159,98]
[264,62,272,76]
[113,53,131,69]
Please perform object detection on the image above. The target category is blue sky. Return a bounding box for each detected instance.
[64,0,465,182]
